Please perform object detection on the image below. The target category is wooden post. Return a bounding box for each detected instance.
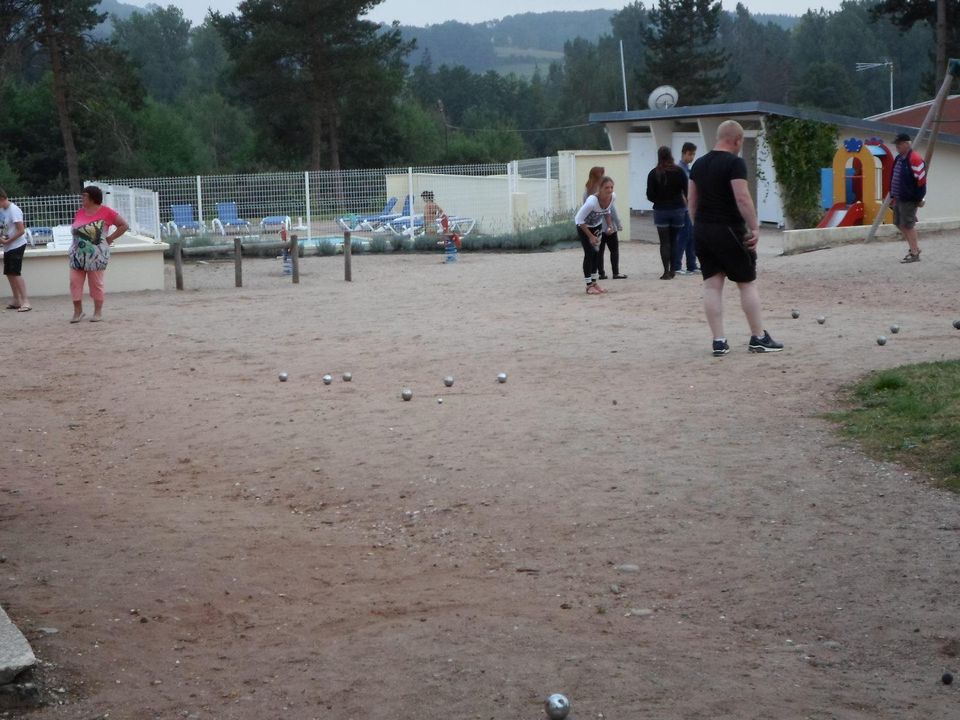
[291,234,300,284]
[173,240,183,291]
[344,230,352,282]
[234,237,242,287]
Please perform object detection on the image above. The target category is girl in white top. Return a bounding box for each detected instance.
[574,176,616,295]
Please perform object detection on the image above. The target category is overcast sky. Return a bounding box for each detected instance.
[127,0,847,27]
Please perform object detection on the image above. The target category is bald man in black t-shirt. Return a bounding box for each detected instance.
[688,120,783,357]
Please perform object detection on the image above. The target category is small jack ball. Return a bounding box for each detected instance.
[791,309,800,319]
[437,397,443,404]
[877,336,887,346]
[943,672,954,685]
[322,374,333,385]
[816,316,826,325]
[278,372,288,382]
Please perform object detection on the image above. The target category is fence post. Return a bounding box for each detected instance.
[234,237,242,287]
[196,176,203,226]
[304,171,311,243]
[407,167,415,237]
[344,230,352,282]
[291,234,300,284]
[174,240,183,290]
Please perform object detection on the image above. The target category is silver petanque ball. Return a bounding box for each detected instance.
[954,319,960,330]
[497,372,508,383]
[545,693,570,719]
[816,316,826,325]
[401,388,413,401]
[877,335,887,346]
[889,324,899,334]
[322,374,333,385]
[342,372,352,382]
[443,376,454,387]
[791,309,800,319]
[437,397,443,404]
[278,372,288,382]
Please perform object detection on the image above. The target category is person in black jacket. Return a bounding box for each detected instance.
[646,146,687,279]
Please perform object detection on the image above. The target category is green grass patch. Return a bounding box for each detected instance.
[829,361,960,491]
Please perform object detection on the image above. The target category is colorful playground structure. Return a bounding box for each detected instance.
[818,137,895,228]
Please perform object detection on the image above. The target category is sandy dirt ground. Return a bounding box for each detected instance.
[2,223,959,720]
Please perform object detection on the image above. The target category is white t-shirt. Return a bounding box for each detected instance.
[0,201,26,252]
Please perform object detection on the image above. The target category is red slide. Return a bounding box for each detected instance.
[817,201,864,229]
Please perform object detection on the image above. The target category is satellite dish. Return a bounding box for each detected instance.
[648,85,679,110]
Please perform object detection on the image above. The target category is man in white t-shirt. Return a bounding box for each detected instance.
[0,187,31,311]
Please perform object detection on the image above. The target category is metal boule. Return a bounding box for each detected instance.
[342,372,352,382]
[443,376,454,387]
[401,388,413,401]
[545,693,570,719]
[497,372,508,383]
[278,372,288,382]
[323,374,333,385]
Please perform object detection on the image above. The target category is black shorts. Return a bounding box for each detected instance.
[2,244,25,276]
[694,222,757,283]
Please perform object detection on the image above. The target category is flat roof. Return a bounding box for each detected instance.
[589,101,960,146]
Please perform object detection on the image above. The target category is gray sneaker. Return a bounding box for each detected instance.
[748,331,784,353]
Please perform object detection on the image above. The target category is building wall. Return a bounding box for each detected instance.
[604,115,960,228]
[11,234,168,297]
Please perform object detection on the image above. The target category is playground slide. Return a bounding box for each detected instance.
[817,201,864,229]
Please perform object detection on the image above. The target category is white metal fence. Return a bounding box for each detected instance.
[13,184,162,244]
[12,158,580,247]
[98,158,576,241]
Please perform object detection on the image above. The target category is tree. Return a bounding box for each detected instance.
[722,4,792,104]
[871,0,957,86]
[111,4,191,104]
[639,0,729,105]
[27,0,106,192]
[212,0,413,170]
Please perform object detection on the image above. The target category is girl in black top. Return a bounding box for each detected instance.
[646,146,688,279]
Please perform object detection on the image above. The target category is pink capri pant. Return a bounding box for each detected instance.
[70,268,106,302]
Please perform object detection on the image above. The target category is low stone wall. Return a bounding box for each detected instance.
[782,218,960,255]
[9,235,169,298]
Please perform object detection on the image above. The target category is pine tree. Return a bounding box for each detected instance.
[639,0,730,106]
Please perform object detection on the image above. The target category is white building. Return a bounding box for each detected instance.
[589,101,960,228]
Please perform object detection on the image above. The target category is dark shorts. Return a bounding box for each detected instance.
[653,207,686,228]
[694,222,757,283]
[2,244,25,276]
[893,200,918,229]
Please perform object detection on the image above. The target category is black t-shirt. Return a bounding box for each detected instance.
[689,150,748,224]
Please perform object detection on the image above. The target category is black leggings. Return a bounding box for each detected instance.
[657,226,679,273]
[598,232,620,276]
[578,225,600,280]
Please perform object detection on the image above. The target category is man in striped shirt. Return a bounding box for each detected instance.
[890,132,927,263]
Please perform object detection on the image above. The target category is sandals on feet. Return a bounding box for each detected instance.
[5,304,20,310]
[70,313,86,324]
[17,305,32,312]
[900,251,921,263]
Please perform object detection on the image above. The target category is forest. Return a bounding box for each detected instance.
[0,0,954,195]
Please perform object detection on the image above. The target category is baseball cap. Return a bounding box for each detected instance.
[894,132,911,144]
